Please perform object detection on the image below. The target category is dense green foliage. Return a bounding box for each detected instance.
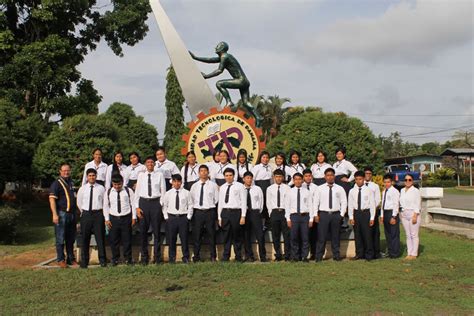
[0,205,21,243]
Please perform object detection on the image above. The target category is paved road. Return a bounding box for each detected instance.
[441,193,474,211]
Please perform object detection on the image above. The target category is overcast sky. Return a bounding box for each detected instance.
[79,0,473,144]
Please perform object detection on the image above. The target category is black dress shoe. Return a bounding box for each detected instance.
[210,257,217,262]
[126,260,134,266]
[245,257,255,263]
[315,257,322,262]
[351,256,363,261]
[260,257,268,263]
[182,258,189,264]
[302,258,310,263]
[333,257,342,261]
[235,257,243,263]
[100,262,107,268]
[110,261,118,267]
[141,260,149,266]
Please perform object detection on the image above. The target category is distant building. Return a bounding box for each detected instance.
[441,148,474,187]
[384,154,443,175]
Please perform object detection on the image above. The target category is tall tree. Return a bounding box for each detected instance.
[163,66,186,165]
[256,95,291,142]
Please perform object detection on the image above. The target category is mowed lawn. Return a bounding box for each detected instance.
[0,204,473,315]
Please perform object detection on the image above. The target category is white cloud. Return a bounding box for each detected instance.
[306,0,473,63]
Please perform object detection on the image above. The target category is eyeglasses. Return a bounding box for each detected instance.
[404,178,413,182]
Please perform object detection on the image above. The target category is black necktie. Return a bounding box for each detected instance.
[175,190,180,210]
[358,187,362,211]
[247,188,252,210]
[225,184,232,203]
[307,184,310,191]
[277,185,281,208]
[365,182,369,186]
[382,189,387,211]
[117,190,121,214]
[147,173,152,197]
[328,185,333,209]
[297,188,301,213]
[199,182,205,206]
[89,185,94,211]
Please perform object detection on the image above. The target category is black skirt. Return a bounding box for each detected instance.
[184,180,197,191]
[313,178,326,186]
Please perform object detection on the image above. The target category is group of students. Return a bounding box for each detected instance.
[49,146,422,268]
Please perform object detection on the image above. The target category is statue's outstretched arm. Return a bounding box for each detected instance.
[189,51,220,63]
[203,59,225,79]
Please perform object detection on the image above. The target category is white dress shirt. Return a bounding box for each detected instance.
[190,179,219,209]
[124,163,146,184]
[287,164,306,185]
[274,165,292,183]
[244,185,264,212]
[238,163,253,179]
[333,159,358,182]
[285,186,314,221]
[103,187,136,221]
[77,183,106,211]
[310,162,332,179]
[400,186,421,214]
[82,160,108,185]
[134,170,166,208]
[365,181,381,208]
[348,185,376,221]
[314,183,347,217]
[105,163,127,189]
[154,159,180,179]
[181,163,200,184]
[211,162,237,182]
[252,163,273,181]
[162,188,194,220]
[380,186,400,217]
[266,183,291,215]
[217,181,247,220]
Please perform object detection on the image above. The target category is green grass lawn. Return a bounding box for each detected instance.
[444,187,474,196]
[1,219,473,314]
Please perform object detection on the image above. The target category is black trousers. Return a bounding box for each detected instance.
[221,209,243,261]
[139,197,163,263]
[243,209,266,261]
[354,209,374,260]
[372,208,381,257]
[80,211,106,267]
[383,210,401,258]
[290,213,310,260]
[270,209,290,260]
[308,222,318,258]
[316,211,342,260]
[166,215,189,262]
[255,180,271,227]
[192,208,217,260]
[109,213,132,263]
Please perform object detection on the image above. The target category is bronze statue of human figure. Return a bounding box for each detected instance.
[190,42,263,128]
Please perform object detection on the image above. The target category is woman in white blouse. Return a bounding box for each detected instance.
[399,173,421,260]
[333,147,357,195]
[310,150,331,186]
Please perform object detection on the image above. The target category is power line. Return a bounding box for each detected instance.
[362,120,443,129]
[350,113,474,117]
[400,125,473,137]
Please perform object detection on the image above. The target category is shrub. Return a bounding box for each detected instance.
[0,205,22,243]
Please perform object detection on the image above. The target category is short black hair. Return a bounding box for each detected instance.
[243,171,253,178]
[86,168,97,175]
[199,164,209,172]
[383,174,393,181]
[156,146,166,153]
[129,151,140,159]
[335,147,346,155]
[59,162,71,170]
[324,168,335,175]
[223,167,235,176]
[303,168,312,176]
[172,174,182,181]
[354,170,365,178]
[144,156,155,163]
[293,172,303,179]
[273,169,284,176]
[92,148,102,155]
[111,174,123,183]
[364,166,373,173]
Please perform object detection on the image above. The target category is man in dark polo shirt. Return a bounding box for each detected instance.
[49,163,77,268]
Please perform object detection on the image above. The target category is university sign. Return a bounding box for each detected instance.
[182,107,264,165]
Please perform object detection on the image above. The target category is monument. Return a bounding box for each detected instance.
[149,0,264,164]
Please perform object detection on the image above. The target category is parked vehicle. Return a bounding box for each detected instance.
[384,164,421,188]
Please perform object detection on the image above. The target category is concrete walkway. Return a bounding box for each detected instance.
[441,193,474,211]
[423,223,474,239]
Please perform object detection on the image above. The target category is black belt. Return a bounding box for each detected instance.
[248,209,261,212]
[86,209,102,213]
[168,214,187,218]
[272,208,285,212]
[110,213,131,218]
[383,209,393,212]
[319,210,339,214]
[194,208,214,212]
[292,212,309,216]
[140,196,160,201]
[355,209,370,212]
[222,208,240,212]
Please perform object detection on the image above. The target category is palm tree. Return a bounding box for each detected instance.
[258,95,291,142]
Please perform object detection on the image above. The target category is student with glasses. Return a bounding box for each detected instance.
[399,174,421,260]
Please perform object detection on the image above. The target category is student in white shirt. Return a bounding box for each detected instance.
[399,174,421,260]
[155,146,180,191]
[266,169,291,261]
[348,171,376,261]
[310,150,331,185]
[364,166,382,258]
[181,151,200,191]
[242,171,267,262]
[274,152,291,184]
[211,150,237,187]
[205,150,221,175]
[105,151,127,189]
[287,150,306,187]
[236,148,253,183]
[135,156,166,265]
[314,168,347,262]
[302,169,318,260]
[103,174,136,266]
[76,168,107,268]
[81,148,108,186]
[218,168,246,262]
[162,174,193,264]
[190,164,219,262]
[286,172,313,262]
[380,174,401,258]
[124,152,145,190]
[252,151,273,231]
[333,147,357,196]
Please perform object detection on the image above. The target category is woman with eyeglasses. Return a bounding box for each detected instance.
[399,174,421,260]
